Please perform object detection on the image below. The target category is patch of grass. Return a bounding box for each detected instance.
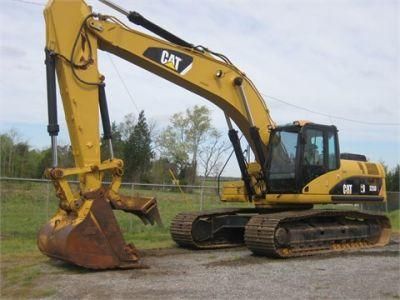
[388,209,400,231]
[0,180,247,297]
[381,292,400,299]
[0,253,57,298]
[0,181,242,255]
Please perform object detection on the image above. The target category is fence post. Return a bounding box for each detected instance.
[200,185,203,211]
[200,181,204,211]
[46,180,50,219]
[385,198,388,214]
[130,183,134,232]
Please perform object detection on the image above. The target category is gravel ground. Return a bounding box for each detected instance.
[41,237,400,300]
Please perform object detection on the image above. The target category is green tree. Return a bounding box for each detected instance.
[386,165,400,192]
[185,106,212,181]
[199,129,229,179]
[0,133,15,177]
[150,157,171,183]
[119,113,136,141]
[101,121,124,161]
[36,149,53,178]
[0,130,43,178]
[157,105,214,184]
[13,142,29,177]
[36,145,74,177]
[157,114,190,178]
[123,111,154,182]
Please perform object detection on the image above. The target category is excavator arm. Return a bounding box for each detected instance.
[39,0,273,269]
[91,10,276,196]
[44,0,276,200]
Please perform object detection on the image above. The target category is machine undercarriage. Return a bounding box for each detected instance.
[171,208,391,258]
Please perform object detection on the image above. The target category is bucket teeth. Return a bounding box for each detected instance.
[109,194,163,226]
[37,188,161,269]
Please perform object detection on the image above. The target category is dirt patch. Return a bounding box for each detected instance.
[203,254,267,267]
[26,240,399,300]
[3,236,400,299]
[140,247,190,257]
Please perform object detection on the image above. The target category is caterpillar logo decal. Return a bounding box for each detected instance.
[143,47,193,75]
[330,177,382,196]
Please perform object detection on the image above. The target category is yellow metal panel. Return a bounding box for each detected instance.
[302,160,385,197]
[44,0,102,192]
[221,181,248,202]
[261,194,332,204]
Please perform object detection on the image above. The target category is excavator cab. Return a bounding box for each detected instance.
[267,122,340,193]
[220,122,340,202]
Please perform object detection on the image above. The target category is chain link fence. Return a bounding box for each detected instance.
[1,177,399,213]
[0,176,398,257]
[0,176,222,210]
[360,192,399,213]
[0,177,236,258]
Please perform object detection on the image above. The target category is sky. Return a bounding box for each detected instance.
[0,0,399,176]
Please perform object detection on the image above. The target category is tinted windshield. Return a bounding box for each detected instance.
[269,130,298,180]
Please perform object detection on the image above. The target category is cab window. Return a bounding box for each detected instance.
[269,131,298,179]
[328,131,338,170]
[304,129,324,166]
[268,130,299,192]
[302,127,339,184]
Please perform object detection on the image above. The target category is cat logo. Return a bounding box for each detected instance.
[143,47,193,75]
[160,50,182,71]
[343,184,352,195]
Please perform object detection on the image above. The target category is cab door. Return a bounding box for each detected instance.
[300,125,340,188]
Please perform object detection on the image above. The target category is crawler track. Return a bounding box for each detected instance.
[171,208,391,257]
[170,207,308,249]
[170,208,252,249]
[245,210,391,258]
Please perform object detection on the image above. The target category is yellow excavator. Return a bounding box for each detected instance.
[38,0,391,269]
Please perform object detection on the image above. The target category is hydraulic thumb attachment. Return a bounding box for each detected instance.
[37,160,162,269]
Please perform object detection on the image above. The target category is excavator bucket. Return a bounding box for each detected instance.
[37,188,162,269]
